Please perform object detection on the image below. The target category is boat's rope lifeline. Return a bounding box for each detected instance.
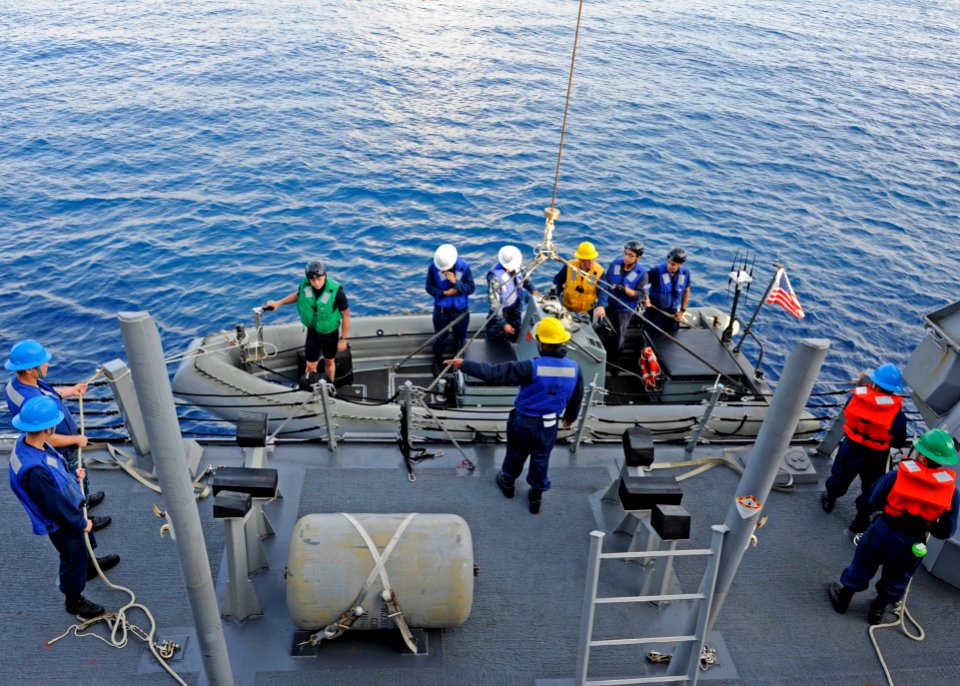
[65,373,190,685]
[868,567,925,686]
[306,513,419,653]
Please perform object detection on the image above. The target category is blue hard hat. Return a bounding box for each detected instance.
[12,396,64,432]
[869,363,905,394]
[5,339,52,371]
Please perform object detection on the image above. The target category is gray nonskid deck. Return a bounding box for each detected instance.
[2,440,960,685]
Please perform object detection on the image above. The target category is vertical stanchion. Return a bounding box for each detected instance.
[572,382,597,453]
[684,382,724,456]
[685,524,728,683]
[318,378,338,452]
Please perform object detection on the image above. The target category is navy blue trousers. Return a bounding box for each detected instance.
[61,446,91,498]
[432,306,469,356]
[824,437,888,524]
[48,528,95,597]
[841,517,922,605]
[500,410,558,492]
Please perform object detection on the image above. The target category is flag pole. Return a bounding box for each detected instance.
[733,262,782,354]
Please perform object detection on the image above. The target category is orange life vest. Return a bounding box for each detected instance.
[883,460,956,523]
[561,260,604,313]
[842,386,902,450]
[639,347,660,391]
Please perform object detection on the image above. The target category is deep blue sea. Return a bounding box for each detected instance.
[1,0,958,435]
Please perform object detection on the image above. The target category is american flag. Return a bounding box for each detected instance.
[766,267,805,319]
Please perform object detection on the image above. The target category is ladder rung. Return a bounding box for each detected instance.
[586,677,690,685]
[600,548,712,560]
[595,592,704,604]
[590,635,698,647]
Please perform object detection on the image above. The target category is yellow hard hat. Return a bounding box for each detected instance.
[574,241,599,260]
[535,317,571,345]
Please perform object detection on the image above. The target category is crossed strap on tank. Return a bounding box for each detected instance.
[306,512,420,653]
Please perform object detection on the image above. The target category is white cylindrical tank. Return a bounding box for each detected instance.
[286,513,474,630]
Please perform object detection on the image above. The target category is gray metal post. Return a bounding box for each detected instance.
[685,382,724,456]
[668,338,829,678]
[572,381,597,452]
[318,378,338,451]
[101,358,152,466]
[574,530,604,685]
[118,312,234,686]
[223,517,263,621]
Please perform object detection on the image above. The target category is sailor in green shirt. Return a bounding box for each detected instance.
[264,260,351,388]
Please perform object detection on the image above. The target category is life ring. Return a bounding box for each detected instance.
[639,346,660,391]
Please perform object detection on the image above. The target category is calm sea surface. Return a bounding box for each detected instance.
[1,0,958,434]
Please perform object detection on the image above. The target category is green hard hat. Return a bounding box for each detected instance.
[914,428,958,466]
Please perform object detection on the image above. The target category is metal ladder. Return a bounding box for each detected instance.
[574,524,729,685]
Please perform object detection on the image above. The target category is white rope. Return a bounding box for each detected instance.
[64,377,190,685]
[868,573,925,686]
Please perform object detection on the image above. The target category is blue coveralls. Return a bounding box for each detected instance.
[425,257,475,363]
[6,376,89,493]
[485,262,533,343]
[460,350,583,491]
[600,257,648,364]
[9,436,95,597]
[841,468,959,605]
[646,262,691,333]
[824,399,907,531]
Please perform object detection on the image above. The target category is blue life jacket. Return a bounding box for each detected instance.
[5,377,79,436]
[8,436,84,535]
[648,263,691,312]
[515,356,580,418]
[488,263,524,310]
[605,257,646,312]
[430,257,471,310]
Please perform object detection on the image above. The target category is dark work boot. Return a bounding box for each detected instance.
[87,553,120,581]
[528,489,543,515]
[848,514,871,534]
[65,594,105,620]
[868,597,890,625]
[828,583,855,614]
[86,490,106,509]
[495,472,515,499]
[820,491,835,513]
[90,515,112,531]
[298,371,320,392]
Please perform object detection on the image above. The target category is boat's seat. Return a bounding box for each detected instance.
[462,338,518,386]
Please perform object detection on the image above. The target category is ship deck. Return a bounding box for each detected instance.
[2,437,960,686]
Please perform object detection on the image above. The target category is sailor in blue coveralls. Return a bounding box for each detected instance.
[599,239,650,372]
[645,248,691,334]
[821,363,908,534]
[426,244,475,375]
[485,245,534,343]
[828,428,958,625]
[8,396,120,619]
[446,317,584,514]
[5,339,111,531]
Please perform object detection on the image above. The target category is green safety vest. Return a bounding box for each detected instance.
[297,276,342,335]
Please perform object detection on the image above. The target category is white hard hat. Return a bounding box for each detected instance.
[498,245,523,272]
[434,244,458,271]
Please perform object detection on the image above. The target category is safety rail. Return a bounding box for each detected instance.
[575,525,728,686]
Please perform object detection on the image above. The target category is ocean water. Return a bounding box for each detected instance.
[1,0,958,435]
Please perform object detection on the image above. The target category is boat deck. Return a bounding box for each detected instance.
[2,438,960,685]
